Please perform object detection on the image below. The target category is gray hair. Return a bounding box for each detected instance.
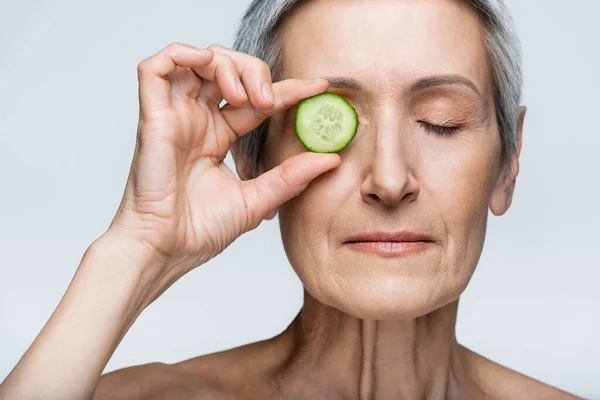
[232,0,523,177]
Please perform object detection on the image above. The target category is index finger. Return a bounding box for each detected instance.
[220,78,329,136]
[137,43,215,116]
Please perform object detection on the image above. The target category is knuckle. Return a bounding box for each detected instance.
[164,42,186,58]
[208,43,224,51]
[166,42,184,51]
[278,158,295,190]
[137,59,151,76]
[224,54,237,67]
[221,54,238,72]
[254,59,270,76]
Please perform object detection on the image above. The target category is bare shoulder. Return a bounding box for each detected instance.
[92,340,278,400]
[92,362,222,400]
[460,346,582,400]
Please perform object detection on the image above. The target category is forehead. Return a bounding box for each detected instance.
[278,0,492,94]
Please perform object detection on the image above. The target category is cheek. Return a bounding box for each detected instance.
[278,170,342,270]
[277,160,360,303]
[424,132,498,227]
[422,133,499,281]
[278,197,323,292]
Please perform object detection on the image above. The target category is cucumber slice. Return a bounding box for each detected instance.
[294,92,358,153]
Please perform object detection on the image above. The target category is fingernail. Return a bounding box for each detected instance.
[262,82,274,103]
[237,80,247,98]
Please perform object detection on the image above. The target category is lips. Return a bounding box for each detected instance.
[344,231,434,244]
[343,231,434,257]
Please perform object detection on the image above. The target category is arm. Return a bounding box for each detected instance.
[0,42,339,400]
[0,234,161,400]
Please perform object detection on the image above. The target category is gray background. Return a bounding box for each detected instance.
[0,0,598,398]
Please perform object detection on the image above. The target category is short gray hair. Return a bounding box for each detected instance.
[232,0,523,177]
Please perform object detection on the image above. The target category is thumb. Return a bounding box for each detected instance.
[242,152,341,230]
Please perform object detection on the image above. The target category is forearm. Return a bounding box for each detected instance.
[0,233,164,400]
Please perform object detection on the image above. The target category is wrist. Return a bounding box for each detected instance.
[83,231,171,312]
[0,231,170,398]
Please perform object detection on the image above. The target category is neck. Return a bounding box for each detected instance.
[274,290,479,400]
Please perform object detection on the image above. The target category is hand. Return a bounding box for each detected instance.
[108,42,340,281]
[1,42,343,400]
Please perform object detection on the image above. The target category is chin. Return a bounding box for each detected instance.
[310,274,465,320]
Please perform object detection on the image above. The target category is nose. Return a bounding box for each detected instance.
[359,118,420,207]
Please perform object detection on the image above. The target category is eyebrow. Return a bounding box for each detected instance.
[320,74,483,98]
[321,76,363,90]
[410,74,484,99]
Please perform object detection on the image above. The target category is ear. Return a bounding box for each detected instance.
[230,138,278,220]
[490,106,527,216]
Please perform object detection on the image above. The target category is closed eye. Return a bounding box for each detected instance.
[418,121,460,136]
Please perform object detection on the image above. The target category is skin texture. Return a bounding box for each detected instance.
[271,0,498,320]
[95,1,578,399]
[0,0,583,399]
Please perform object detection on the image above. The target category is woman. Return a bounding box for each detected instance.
[0,0,582,398]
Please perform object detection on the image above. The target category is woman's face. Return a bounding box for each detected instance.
[258,0,522,319]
